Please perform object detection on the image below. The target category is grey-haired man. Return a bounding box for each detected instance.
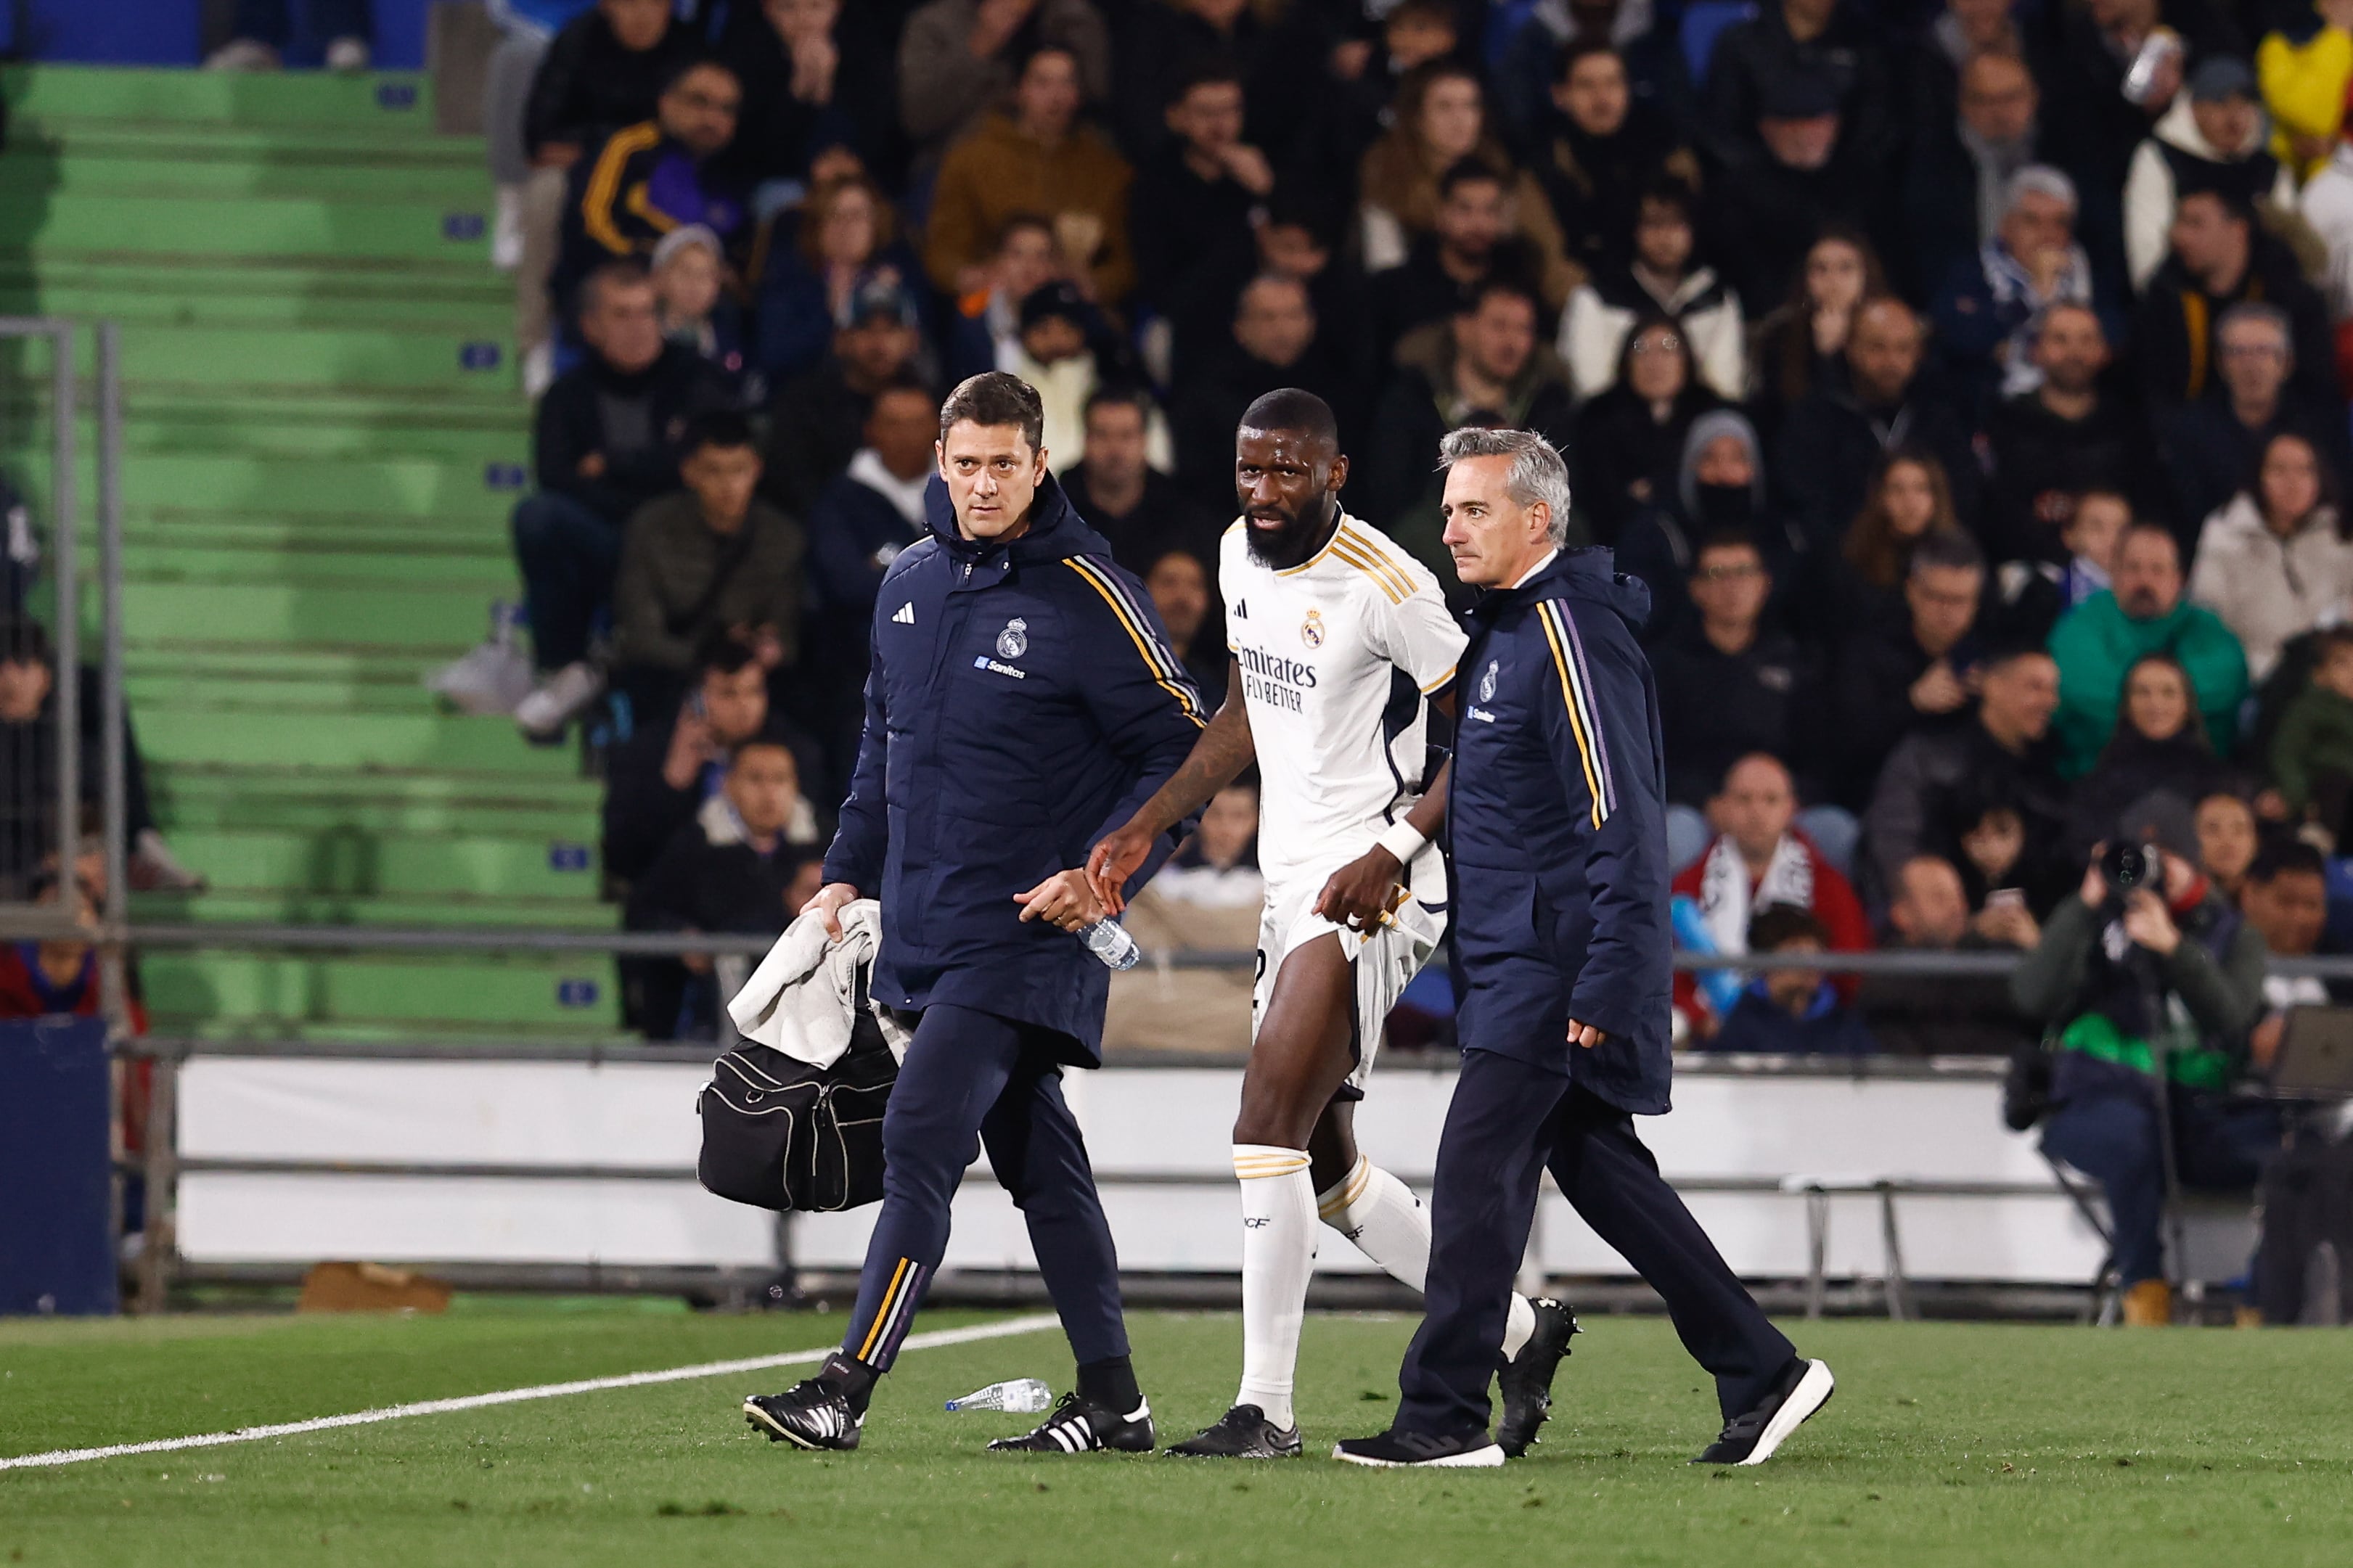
[1336,428,1833,1470]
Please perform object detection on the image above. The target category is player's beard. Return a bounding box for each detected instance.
[1243,494,1337,571]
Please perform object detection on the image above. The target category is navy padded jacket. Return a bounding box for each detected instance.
[1447,547,1674,1113]
[822,472,1207,1062]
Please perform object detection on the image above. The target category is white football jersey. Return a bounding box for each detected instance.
[1220,514,1468,887]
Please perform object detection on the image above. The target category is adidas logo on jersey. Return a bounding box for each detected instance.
[1233,599,1248,619]
[891,603,915,625]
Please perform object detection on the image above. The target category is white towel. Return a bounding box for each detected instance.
[725,899,912,1068]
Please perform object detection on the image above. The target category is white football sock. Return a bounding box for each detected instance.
[1317,1154,1538,1360]
[1233,1144,1317,1431]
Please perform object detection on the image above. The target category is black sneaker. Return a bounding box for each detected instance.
[1333,1428,1505,1468]
[1495,1297,1579,1458]
[1166,1403,1304,1458]
[1692,1358,1835,1467]
[743,1379,861,1451]
[987,1390,1155,1453]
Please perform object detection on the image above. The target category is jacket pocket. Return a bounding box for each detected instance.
[1454,867,1545,960]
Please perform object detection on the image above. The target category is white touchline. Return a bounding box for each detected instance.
[0,1311,1060,1472]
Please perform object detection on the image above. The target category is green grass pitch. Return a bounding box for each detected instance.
[1,1303,2347,1567]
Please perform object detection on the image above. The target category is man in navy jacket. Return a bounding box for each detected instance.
[744,373,1206,1456]
[1338,428,1834,1471]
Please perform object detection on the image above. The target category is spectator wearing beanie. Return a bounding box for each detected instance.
[1704,73,1884,316]
[1617,408,1791,642]
[1568,314,1724,546]
[2039,0,2246,296]
[650,225,748,393]
[2123,54,2294,292]
[1701,0,1891,177]
[1002,279,1164,476]
[762,274,928,520]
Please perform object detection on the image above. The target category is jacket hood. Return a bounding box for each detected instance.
[1677,408,1762,516]
[2155,91,2267,163]
[1476,545,1653,633]
[2206,488,2338,546]
[922,467,1113,563]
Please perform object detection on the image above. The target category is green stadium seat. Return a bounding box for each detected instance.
[7,67,624,1040]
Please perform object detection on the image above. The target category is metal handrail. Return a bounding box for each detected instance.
[18,912,2353,979]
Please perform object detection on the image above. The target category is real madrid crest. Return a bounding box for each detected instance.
[997,617,1028,659]
[1478,660,1499,702]
[1300,608,1325,649]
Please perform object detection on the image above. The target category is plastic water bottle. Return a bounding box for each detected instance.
[1079,918,1141,971]
[946,1379,1052,1413]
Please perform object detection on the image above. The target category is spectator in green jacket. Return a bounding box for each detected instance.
[2049,519,2248,778]
[613,410,805,721]
[2268,628,2353,834]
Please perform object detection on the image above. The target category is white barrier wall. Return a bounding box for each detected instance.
[174,1059,2108,1285]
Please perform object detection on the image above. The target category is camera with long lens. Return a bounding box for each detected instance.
[2100,840,2158,905]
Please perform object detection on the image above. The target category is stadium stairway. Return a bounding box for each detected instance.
[0,65,623,1042]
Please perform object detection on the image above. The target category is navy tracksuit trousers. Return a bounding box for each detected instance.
[840,1003,1129,1371]
[1398,1048,1796,1438]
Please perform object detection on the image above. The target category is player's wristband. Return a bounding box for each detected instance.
[1376,821,1428,866]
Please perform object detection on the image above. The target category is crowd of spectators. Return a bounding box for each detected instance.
[457,0,2353,1063]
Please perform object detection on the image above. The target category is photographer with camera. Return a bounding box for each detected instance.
[2008,792,2275,1326]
